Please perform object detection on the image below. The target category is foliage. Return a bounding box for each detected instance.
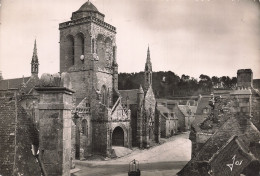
[118,71,237,98]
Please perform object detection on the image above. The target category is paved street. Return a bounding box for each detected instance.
[72,161,187,176]
[72,133,190,176]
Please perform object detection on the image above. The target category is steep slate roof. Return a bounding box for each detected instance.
[157,105,170,113]
[0,77,30,90]
[23,76,40,94]
[195,96,211,115]
[196,115,260,162]
[251,87,260,97]
[0,76,39,95]
[178,105,193,116]
[208,136,257,176]
[156,106,176,120]
[119,89,139,105]
[191,115,207,132]
[178,114,260,176]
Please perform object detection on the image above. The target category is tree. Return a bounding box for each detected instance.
[199,74,212,92]
[212,76,220,88]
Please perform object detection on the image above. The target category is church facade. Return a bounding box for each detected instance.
[0,1,159,163]
[58,1,159,158]
[59,1,133,158]
[119,47,159,148]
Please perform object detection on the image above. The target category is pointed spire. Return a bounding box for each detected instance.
[32,39,38,62]
[147,45,150,62]
[145,45,152,71]
[31,39,39,75]
[144,45,152,92]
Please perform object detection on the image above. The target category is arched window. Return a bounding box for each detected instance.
[66,35,74,66]
[75,33,84,63]
[105,37,112,66]
[96,34,104,60]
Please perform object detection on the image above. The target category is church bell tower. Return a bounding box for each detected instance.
[59,1,118,101]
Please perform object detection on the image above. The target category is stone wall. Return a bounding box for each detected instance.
[0,98,16,176]
[92,122,108,155]
[36,86,73,176]
[129,104,138,146]
[0,97,41,176]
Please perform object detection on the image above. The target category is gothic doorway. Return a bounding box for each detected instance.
[112,127,124,146]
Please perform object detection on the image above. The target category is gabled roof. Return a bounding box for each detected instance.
[178,105,192,117]
[157,105,170,114]
[0,75,39,95]
[191,115,207,132]
[190,106,197,114]
[195,96,211,115]
[77,97,89,108]
[0,77,30,90]
[208,136,257,176]
[156,105,176,120]
[119,89,139,105]
[195,115,260,162]
[178,115,260,176]
[23,76,39,94]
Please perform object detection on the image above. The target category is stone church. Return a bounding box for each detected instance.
[0,1,159,169]
[119,47,159,148]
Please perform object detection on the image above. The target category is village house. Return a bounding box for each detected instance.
[178,69,260,176]
[156,104,178,138]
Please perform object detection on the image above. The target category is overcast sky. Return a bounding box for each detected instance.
[0,0,259,79]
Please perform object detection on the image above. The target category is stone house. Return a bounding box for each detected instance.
[179,69,260,175]
[178,93,260,176]
[178,104,196,131]
[156,105,178,138]
[156,99,197,132]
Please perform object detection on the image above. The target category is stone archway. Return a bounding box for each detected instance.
[112,126,124,146]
